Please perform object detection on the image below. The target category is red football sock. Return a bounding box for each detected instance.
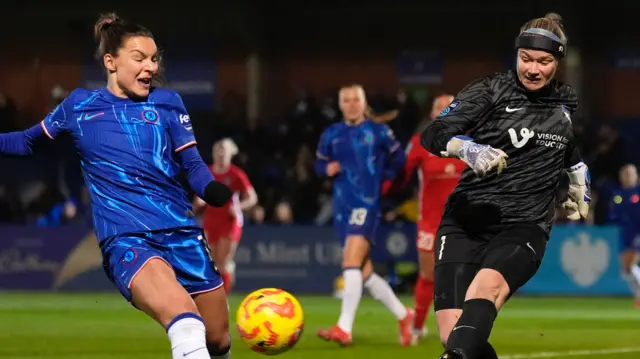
[221,271,232,293]
[414,276,434,330]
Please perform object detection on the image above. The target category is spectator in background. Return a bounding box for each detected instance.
[0,184,24,223]
[365,89,422,144]
[19,181,49,223]
[274,200,294,224]
[51,85,67,106]
[589,123,627,184]
[0,92,18,133]
[218,90,246,126]
[288,88,321,141]
[287,144,321,223]
[25,182,66,225]
[36,199,81,227]
[250,205,265,224]
[259,151,289,215]
[50,85,85,199]
[291,88,315,118]
[388,89,421,143]
[320,94,339,124]
[314,179,334,226]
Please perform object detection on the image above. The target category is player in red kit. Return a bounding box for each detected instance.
[194,138,258,293]
[389,95,466,344]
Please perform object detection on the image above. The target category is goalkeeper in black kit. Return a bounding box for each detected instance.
[419,13,591,359]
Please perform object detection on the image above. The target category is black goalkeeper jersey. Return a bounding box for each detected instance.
[421,71,581,233]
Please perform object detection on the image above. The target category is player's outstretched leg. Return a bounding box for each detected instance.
[317,235,369,346]
[438,269,503,359]
[194,287,232,358]
[441,236,542,359]
[129,259,213,359]
[434,262,490,359]
[362,259,415,346]
[413,249,435,344]
[179,228,232,358]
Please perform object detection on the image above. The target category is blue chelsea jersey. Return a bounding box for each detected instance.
[41,87,199,241]
[316,119,403,209]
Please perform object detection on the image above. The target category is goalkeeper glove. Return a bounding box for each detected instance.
[563,162,591,220]
[442,136,508,177]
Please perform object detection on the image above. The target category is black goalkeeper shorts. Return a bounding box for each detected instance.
[432,219,548,311]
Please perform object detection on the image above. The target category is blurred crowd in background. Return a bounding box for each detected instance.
[0,81,636,230]
[0,3,637,234]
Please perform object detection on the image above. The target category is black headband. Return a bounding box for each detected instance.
[515,28,566,59]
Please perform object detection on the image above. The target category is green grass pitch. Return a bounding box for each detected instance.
[0,292,638,358]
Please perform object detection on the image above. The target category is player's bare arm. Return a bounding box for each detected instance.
[237,187,258,211]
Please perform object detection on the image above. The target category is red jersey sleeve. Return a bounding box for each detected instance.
[231,165,253,193]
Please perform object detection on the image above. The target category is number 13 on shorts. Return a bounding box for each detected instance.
[349,208,368,226]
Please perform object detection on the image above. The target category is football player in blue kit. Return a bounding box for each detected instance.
[314,85,415,347]
[607,164,640,307]
[0,13,232,359]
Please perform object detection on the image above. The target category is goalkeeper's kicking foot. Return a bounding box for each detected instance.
[438,349,467,359]
[317,325,352,347]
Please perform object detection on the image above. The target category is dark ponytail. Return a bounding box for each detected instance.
[94,13,121,61]
[93,12,155,62]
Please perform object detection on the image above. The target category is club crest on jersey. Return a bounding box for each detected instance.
[438,100,460,117]
[141,109,159,123]
[122,249,138,264]
[363,133,374,143]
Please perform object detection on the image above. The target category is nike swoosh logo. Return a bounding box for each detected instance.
[183,347,206,357]
[84,112,104,120]
[526,242,536,255]
[505,106,523,113]
[453,325,476,331]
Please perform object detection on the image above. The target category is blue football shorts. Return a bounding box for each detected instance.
[619,227,640,252]
[334,206,380,247]
[101,227,223,302]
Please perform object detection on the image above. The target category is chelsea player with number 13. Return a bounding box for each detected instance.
[0,13,233,359]
[315,85,415,347]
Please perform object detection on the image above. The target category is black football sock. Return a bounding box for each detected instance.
[445,298,498,359]
[481,342,499,359]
